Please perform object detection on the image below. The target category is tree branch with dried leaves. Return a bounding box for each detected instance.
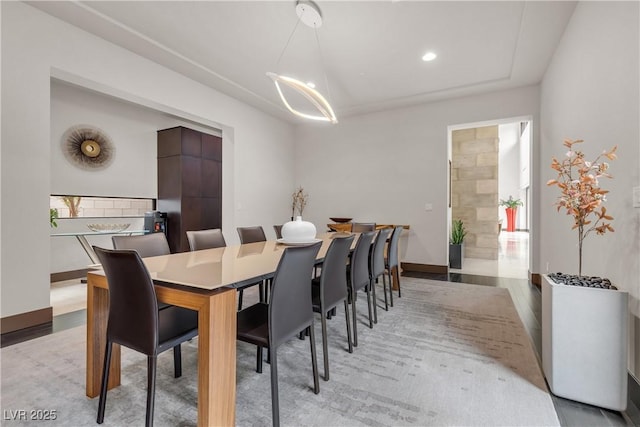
[547,139,616,276]
[291,187,308,218]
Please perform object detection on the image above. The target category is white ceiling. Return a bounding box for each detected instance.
[29,1,577,124]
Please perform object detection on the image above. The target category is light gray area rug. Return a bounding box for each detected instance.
[1,278,559,426]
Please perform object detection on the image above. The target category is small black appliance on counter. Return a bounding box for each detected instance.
[144,211,168,236]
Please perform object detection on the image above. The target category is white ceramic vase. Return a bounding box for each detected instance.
[281,216,316,243]
[541,274,628,411]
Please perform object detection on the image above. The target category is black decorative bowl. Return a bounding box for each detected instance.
[330,217,352,223]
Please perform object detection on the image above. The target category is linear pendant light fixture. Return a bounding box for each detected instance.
[267,0,338,124]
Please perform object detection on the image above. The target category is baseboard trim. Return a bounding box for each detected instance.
[1,307,53,334]
[401,262,448,274]
[51,268,89,283]
[530,272,541,288]
[630,372,640,412]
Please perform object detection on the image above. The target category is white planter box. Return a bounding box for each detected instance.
[542,274,628,411]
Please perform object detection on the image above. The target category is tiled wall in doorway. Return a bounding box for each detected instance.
[451,126,499,260]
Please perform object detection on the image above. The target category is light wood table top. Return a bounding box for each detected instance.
[138,232,350,291]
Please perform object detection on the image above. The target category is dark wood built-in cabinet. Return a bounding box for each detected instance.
[157,126,222,253]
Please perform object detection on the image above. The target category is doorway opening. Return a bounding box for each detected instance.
[448,118,532,280]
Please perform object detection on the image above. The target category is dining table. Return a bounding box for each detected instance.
[85,231,357,426]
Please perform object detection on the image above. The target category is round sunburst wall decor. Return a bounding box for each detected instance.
[61,125,115,170]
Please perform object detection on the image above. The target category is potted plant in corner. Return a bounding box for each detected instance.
[543,138,627,411]
[449,219,466,269]
[499,195,523,232]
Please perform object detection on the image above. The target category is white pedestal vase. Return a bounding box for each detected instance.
[541,274,628,411]
[281,216,316,243]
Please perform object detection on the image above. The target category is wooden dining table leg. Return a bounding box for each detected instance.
[391,266,400,291]
[196,288,237,427]
[86,273,121,398]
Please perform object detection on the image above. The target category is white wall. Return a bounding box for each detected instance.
[51,81,224,198]
[1,2,295,318]
[295,85,540,268]
[539,1,640,376]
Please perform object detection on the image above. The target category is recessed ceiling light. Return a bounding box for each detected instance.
[422,51,437,62]
[306,82,316,88]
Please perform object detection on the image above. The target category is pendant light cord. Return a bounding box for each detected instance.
[315,27,334,103]
[276,18,302,70]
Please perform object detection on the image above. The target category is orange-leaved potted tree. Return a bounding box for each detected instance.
[547,138,616,278]
[542,138,627,411]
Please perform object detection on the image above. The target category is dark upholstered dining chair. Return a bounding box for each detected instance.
[311,235,354,381]
[112,233,170,258]
[386,226,404,306]
[348,231,376,347]
[237,226,267,244]
[93,246,198,427]
[112,233,175,312]
[237,241,322,427]
[273,224,283,239]
[236,226,268,308]
[186,228,226,251]
[351,222,376,233]
[370,228,392,316]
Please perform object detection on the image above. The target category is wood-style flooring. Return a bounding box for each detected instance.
[2,272,639,427]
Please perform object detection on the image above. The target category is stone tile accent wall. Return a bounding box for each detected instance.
[452,126,499,260]
[50,196,152,218]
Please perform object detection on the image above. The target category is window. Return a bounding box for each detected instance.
[50,196,154,218]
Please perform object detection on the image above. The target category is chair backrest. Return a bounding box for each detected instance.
[186,228,226,251]
[112,233,170,258]
[273,225,283,239]
[269,242,322,348]
[93,246,159,355]
[237,226,267,244]
[370,228,391,279]
[351,222,376,233]
[350,231,376,292]
[320,235,354,310]
[387,226,403,269]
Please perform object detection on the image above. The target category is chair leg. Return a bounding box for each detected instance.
[173,344,182,378]
[395,266,402,298]
[320,312,329,381]
[97,341,112,424]
[371,279,378,324]
[308,325,320,394]
[265,279,272,302]
[352,291,358,347]
[382,272,389,311]
[146,356,157,427]
[344,300,353,354]
[388,270,394,307]
[256,346,263,373]
[366,286,373,329]
[270,347,279,427]
[238,288,244,311]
